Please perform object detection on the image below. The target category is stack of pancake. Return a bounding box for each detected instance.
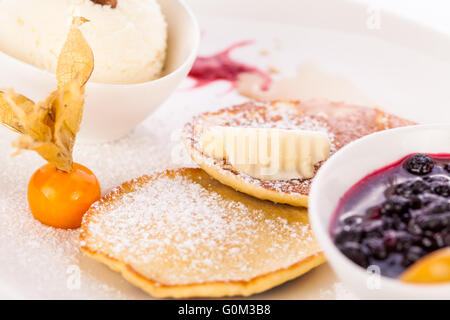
[80,100,413,298]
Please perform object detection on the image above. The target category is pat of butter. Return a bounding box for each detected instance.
[201,126,331,180]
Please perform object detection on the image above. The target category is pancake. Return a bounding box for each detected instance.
[80,168,324,298]
[182,100,415,207]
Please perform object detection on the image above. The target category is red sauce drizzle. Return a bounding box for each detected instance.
[188,41,271,90]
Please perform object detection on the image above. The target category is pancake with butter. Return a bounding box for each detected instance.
[80,168,324,298]
[183,100,415,207]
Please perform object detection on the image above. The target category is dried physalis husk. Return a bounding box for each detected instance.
[0,91,35,133]
[51,76,86,170]
[57,17,94,88]
[0,17,94,172]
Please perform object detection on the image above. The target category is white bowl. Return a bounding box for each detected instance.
[0,0,200,143]
[309,124,450,299]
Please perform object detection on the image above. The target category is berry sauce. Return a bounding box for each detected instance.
[332,153,450,278]
[188,41,271,90]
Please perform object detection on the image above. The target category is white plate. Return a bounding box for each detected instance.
[1,0,449,299]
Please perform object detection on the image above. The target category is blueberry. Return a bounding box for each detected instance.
[394,217,408,230]
[394,179,430,198]
[397,233,417,251]
[403,154,434,175]
[341,215,363,226]
[423,230,437,238]
[338,242,370,268]
[383,216,407,231]
[416,212,450,231]
[445,164,450,173]
[383,230,416,252]
[334,224,363,244]
[414,193,441,209]
[407,219,423,235]
[432,182,450,197]
[432,232,445,248]
[383,230,398,249]
[365,238,387,260]
[362,220,384,237]
[411,180,431,194]
[415,230,437,249]
[421,237,434,249]
[426,200,450,214]
[403,246,426,266]
[409,196,423,210]
[381,196,410,216]
[381,216,396,230]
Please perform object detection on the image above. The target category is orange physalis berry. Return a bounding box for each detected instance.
[27,162,101,229]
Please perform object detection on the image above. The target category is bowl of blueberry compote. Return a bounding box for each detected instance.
[309,124,450,299]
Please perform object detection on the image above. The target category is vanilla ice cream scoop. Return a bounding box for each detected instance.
[0,0,167,84]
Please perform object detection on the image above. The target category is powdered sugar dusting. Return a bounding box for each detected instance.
[83,170,320,285]
[0,89,247,299]
[0,146,106,298]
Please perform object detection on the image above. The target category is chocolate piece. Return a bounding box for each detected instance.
[91,0,117,8]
